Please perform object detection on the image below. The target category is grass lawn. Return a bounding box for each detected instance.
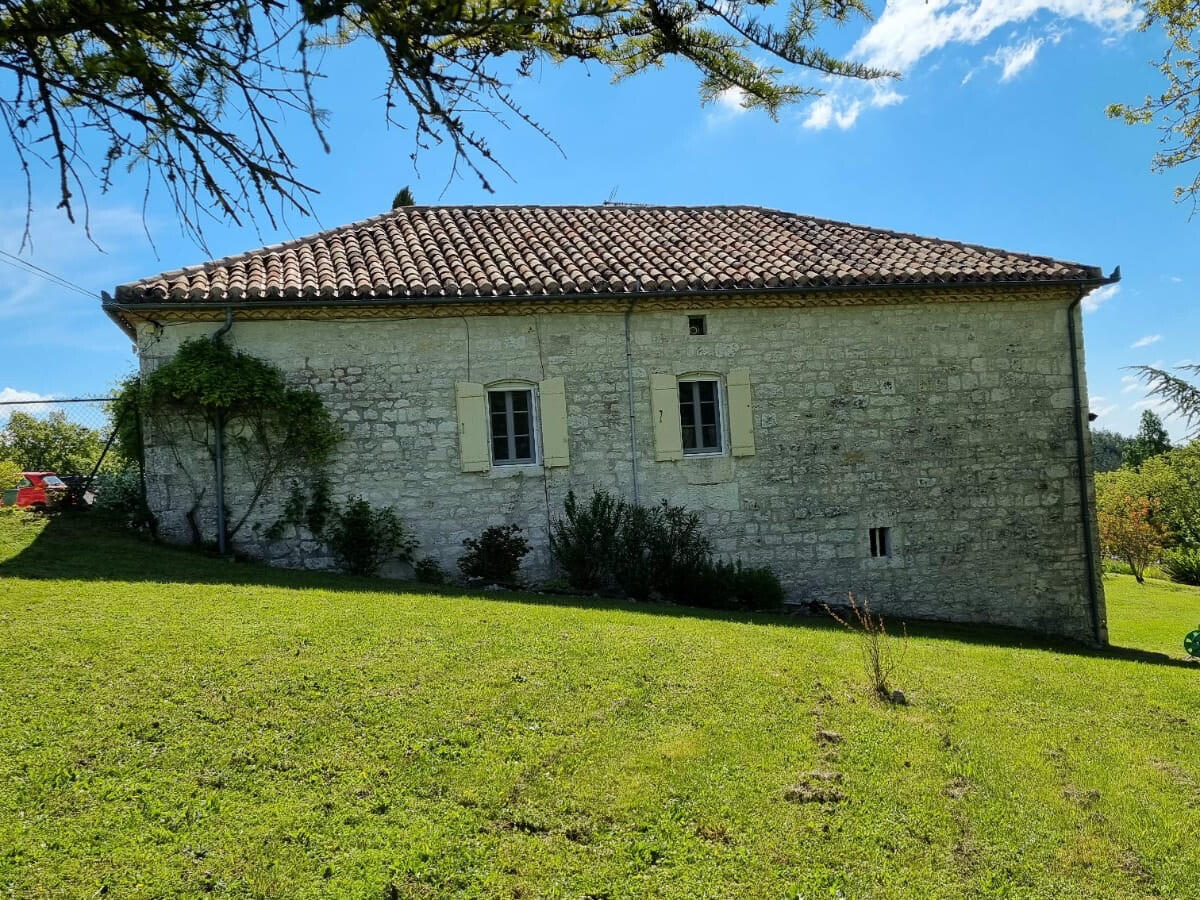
[1,513,1198,898]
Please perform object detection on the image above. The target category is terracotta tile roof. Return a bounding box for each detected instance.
[114,205,1105,304]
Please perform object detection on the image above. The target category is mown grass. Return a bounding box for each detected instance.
[0,512,1197,898]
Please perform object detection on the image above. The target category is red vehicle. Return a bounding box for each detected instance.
[1,472,68,509]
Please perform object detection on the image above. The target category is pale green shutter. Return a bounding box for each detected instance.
[539,377,570,468]
[650,373,683,462]
[455,382,490,472]
[727,367,756,457]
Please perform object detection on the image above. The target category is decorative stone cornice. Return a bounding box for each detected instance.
[105,283,1080,339]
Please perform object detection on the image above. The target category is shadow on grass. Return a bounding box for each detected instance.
[3,512,1196,671]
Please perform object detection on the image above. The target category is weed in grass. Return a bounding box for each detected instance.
[825,593,908,701]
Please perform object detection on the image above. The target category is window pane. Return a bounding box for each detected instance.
[702,424,718,448]
[699,400,717,427]
[510,390,529,413]
[682,425,697,450]
[698,381,715,402]
[680,400,696,428]
[515,435,532,459]
[493,436,510,461]
[512,409,530,436]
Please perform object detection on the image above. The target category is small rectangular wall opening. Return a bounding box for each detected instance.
[688,315,707,336]
[869,526,892,558]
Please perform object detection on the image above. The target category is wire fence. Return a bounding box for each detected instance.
[0,396,123,480]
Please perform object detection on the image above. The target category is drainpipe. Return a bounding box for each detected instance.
[1066,281,1111,646]
[212,308,234,556]
[624,301,640,505]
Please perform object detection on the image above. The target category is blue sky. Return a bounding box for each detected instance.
[0,0,1195,439]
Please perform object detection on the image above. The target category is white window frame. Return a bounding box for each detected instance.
[678,376,726,457]
[486,383,540,467]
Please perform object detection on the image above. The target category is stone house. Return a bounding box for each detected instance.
[105,205,1114,643]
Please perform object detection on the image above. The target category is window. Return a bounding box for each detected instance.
[678,379,722,455]
[488,388,537,465]
[688,315,707,336]
[869,527,891,558]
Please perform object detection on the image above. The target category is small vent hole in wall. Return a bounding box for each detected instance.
[869,526,891,558]
[688,315,707,336]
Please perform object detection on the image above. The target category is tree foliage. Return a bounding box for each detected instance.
[1132,363,1200,440]
[1091,428,1131,473]
[1124,409,1173,469]
[0,410,104,474]
[1108,1,1200,212]
[0,458,22,490]
[392,186,415,208]
[0,0,891,245]
[1095,479,1168,583]
[1138,442,1200,548]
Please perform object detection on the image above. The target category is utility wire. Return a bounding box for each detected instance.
[0,250,97,299]
[0,249,98,300]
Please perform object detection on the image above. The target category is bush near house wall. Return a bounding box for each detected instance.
[459,524,531,584]
[550,490,784,611]
[327,496,417,577]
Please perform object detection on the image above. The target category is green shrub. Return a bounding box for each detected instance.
[1162,548,1200,586]
[609,499,713,603]
[727,561,786,610]
[647,501,712,602]
[670,560,786,611]
[554,490,785,609]
[93,466,153,531]
[327,496,417,577]
[610,502,660,600]
[0,459,21,492]
[459,524,530,584]
[414,556,447,585]
[549,490,622,589]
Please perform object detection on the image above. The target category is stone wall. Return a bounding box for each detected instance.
[136,288,1106,642]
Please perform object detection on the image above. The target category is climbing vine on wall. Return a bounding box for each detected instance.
[116,338,340,546]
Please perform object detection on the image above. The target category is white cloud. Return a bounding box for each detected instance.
[870,88,906,109]
[1091,400,1119,419]
[1081,282,1119,313]
[1132,397,1171,411]
[705,87,750,128]
[715,87,749,113]
[1120,375,1141,394]
[0,387,55,422]
[988,38,1044,81]
[1131,334,1162,349]
[801,87,898,131]
[852,0,1135,74]
[803,96,864,130]
[802,0,1139,130]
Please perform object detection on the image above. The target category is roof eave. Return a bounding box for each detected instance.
[103,273,1115,342]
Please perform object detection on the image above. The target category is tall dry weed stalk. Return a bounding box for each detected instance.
[825,593,907,701]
